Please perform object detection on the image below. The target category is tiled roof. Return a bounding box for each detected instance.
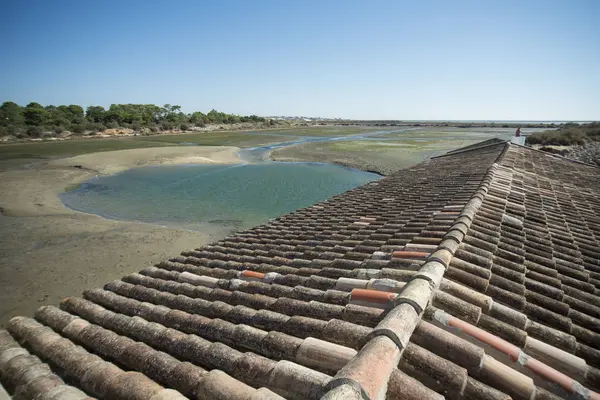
[2,141,600,400]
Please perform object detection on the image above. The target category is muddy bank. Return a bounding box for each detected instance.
[0,146,240,326]
[270,141,434,175]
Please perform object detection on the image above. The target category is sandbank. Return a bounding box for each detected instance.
[0,146,240,326]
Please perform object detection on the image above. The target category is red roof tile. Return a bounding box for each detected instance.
[2,140,600,399]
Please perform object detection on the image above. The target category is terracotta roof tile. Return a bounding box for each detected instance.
[3,140,600,399]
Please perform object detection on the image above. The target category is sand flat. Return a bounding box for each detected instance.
[0,146,240,326]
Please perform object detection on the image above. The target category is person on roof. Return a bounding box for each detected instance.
[515,127,522,137]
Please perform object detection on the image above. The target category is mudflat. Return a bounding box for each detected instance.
[270,138,463,175]
[0,146,240,326]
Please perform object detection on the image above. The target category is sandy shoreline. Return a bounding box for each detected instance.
[0,142,421,326]
[0,146,240,326]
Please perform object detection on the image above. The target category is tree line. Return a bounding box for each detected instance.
[0,101,266,138]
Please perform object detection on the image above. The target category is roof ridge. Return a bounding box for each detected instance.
[444,138,508,156]
[6,137,598,399]
[495,141,511,164]
[441,153,600,398]
[431,140,509,160]
[322,161,501,399]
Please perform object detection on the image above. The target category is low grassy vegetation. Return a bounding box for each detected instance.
[383,126,531,141]
[0,127,379,162]
[326,137,484,157]
[134,131,295,147]
[270,131,489,175]
[526,122,600,146]
[0,132,291,162]
[525,122,600,166]
[0,125,409,162]
[266,126,383,136]
[0,138,173,160]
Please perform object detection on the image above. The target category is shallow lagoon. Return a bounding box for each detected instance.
[60,162,379,236]
[57,126,541,234]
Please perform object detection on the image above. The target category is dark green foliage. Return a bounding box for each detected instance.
[23,103,48,126]
[71,124,87,134]
[0,101,265,139]
[0,101,25,127]
[189,112,206,126]
[1,125,20,136]
[206,109,224,123]
[26,126,44,137]
[67,105,85,124]
[45,106,70,129]
[85,122,106,132]
[526,122,600,146]
[160,121,177,131]
[85,106,106,123]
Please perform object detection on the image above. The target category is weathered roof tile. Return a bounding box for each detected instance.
[4,140,600,399]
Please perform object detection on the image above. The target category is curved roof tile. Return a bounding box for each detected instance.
[2,140,599,399]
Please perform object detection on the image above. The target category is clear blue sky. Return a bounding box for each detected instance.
[1,0,598,120]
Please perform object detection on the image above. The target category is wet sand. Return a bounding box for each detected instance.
[0,146,240,326]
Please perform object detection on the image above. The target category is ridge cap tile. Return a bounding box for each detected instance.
[3,139,600,400]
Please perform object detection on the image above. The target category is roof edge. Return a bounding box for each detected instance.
[508,142,600,169]
[432,140,509,160]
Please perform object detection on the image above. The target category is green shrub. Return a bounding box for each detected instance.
[526,122,599,146]
[71,124,86,134]
[160,122,177,131]
[0,126,19,136]
[85,122,105,132]
[26,126,43,137]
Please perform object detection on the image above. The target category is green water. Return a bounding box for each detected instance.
[60,163,379,236]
